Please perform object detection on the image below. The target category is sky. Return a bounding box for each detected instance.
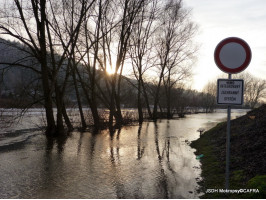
[184,0,266,91]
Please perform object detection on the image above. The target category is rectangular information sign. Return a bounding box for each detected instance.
[217,79,244,105]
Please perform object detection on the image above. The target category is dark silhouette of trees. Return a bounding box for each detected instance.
[0,0,200,133]
[201,80,216,113]
[235,72,266,109]
[150,0,197,119]
[0,0,96,135]
[128,0,158,123]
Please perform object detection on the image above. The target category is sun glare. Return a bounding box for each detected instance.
[106,63,115,75]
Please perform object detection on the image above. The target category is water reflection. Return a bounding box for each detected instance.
[137,124,146,160]
[154,121,169,198]
[109,128,121,165]
[45,133,69,154]
[2,111,249,198]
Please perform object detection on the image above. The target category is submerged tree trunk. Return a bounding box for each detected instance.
[137,78,143,123]
[115,92,123,126]
[153,73,164,120]
[109,80,116,127]
[90,101,100,127]
[62,102,73,131]
[74,66,100,127]
[39,0,56,135]
[141,78,152,119]
[115,71,124,126]
[71,64,87,129]
[166,88,172,119]
[54,82,65,135]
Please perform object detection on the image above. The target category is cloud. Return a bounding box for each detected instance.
[185,0,266,90]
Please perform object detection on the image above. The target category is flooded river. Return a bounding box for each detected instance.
[0,109,248,198]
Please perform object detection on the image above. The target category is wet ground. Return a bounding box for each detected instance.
[0,110,248,198]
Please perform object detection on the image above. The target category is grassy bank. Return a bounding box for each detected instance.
[191,105,266,198]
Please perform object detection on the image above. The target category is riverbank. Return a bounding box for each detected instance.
[191,105,266,198]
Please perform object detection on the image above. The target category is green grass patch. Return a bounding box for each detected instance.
[191,123,226,198]
[191,120,266,199]
[245,175,266,198]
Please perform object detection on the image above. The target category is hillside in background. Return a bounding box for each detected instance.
[0,38,217,111]
[0,38,138,108]
[0,39,37,95]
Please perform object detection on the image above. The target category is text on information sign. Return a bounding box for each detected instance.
[217,79,244,105]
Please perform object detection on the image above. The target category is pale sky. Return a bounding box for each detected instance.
[184,0,266,91]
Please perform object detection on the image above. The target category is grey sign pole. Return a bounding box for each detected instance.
[214,37,251,190]
[225,73,232,189]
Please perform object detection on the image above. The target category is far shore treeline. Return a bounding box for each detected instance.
[0,0,265,136]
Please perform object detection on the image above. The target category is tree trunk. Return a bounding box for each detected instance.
[39,0,56,135]
[74,66,100,127]
[62,102,73,131]
[137,78,143,123]
[153,64,166,120]
[141,78,152,119]
[90,101,100,127]
[109,75,117,127]
[54,82,65,135]
[71,65,87,129]
[109,96,115,127]
[114,91,123,126]
[153,86,160,120]
[166,88,171,119]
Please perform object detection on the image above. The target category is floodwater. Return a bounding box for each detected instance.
[0,109,248,198]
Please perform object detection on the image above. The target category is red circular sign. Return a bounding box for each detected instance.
[214,37,251,74]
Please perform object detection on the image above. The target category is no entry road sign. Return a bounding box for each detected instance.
[214,37,251,190]
[214,37,251,74]
[217,79,244,105]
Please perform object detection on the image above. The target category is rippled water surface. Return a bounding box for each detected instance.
[0,110,247,198]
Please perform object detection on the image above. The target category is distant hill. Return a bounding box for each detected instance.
[0,38,39,96]
[0,38,139,108]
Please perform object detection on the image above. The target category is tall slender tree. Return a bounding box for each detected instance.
[152,0,197,119]
[128,0,158,122]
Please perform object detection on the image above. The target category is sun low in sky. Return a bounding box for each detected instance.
[185,0,266,91]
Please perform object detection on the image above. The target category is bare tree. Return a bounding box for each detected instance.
[201,80,216,113]
[152,0,197,119]
[0,0,95,135]
[93,0,146,126]
[235,72,266,109]
[128,0,158,122]
[0,0,57,134]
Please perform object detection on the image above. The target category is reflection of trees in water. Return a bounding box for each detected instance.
[42,135,70,197]
[153,120,180,198]
[108,128,126,198]
[137,125,143,160]
[137,123,149,160]
[45,134,69,154]
[77,132,84,155]
[109,128,121,165]
[42,122,184,198]
[154,122,169,198]
[77,128,98,160]
[165,121,176,175]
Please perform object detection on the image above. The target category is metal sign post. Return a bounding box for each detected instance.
[214,37,251,189]
[225,74,231,189]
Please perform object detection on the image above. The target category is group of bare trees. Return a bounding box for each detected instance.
[0,0,197,136]
[236,73,266,109]
[201,72,266,111]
